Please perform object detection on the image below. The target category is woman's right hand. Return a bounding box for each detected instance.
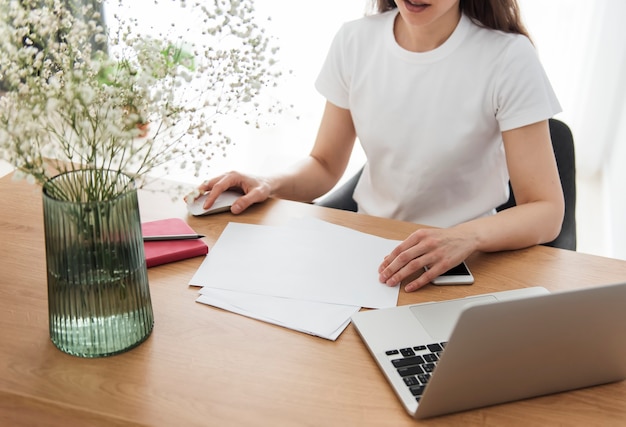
[190,171,273,214]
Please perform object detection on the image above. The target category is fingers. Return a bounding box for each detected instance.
[378,228,470,293]
[378,247,428,287]
[200,174,239,210]
[378,229,432,286]
[189,171,271,215]
[183,176,223,204]
[229,186,265,214]
[197,178,216,193]
[404,266,443,292]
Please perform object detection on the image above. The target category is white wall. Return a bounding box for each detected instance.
[520,0,626,259]
[156,1,367,183]
[606,104,626,258]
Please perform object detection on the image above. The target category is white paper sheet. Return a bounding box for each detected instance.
[190,218,402,340]
[196,288,358,340]
[189,220,400,309]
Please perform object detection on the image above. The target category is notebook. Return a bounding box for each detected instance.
[351,283,626,419]
[142,218,208,267]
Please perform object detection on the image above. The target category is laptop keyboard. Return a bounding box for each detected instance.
[385,342,447,402]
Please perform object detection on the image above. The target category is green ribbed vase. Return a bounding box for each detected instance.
[42,170,154,357]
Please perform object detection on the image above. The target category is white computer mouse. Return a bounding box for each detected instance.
[186,190,242,216]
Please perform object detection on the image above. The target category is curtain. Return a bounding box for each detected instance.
[520,0,626,259]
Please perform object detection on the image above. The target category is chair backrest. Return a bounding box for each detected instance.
[317,118,577,251]
[496,118,577,251]
[316,168,361,213]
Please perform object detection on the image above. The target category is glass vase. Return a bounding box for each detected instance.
[42,170,154,357]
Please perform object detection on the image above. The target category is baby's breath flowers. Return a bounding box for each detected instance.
[0,0,282,202]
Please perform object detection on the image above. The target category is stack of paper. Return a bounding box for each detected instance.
[189,217,401,340]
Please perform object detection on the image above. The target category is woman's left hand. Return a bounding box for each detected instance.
[378,227,477,292]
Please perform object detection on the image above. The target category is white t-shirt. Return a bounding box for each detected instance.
[315,11,561,227]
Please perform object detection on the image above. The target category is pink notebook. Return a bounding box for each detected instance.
[141,218,208,268]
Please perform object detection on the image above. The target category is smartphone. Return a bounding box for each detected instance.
[426,261,474,285]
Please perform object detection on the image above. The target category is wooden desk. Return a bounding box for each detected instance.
[1,174,626,427]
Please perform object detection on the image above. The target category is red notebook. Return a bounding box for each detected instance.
[142,218,209,268]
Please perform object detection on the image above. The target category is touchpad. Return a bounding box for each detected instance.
[410,296,497,340]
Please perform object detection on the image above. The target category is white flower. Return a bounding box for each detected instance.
[0,0,282,202]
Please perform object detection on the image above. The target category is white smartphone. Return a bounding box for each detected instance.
[426,261,474,285]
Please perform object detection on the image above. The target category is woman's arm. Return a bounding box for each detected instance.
[457,119,565,250]
[269,101,357,202]
[379,120,565,291]
[195,101,356,213]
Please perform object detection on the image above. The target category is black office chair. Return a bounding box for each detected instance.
[316,118,577,251]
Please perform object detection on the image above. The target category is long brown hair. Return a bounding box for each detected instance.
[371,0,530,39]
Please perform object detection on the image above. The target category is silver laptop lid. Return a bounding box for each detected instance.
[415,282,626,419]
[351,287,549,416]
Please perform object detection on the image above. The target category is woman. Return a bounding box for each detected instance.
[193,0,564,292]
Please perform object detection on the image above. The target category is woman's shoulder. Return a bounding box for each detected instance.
[454,15,536,70]
[464,15,533,52]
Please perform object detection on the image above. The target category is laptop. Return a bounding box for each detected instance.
[351,282,626,419]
